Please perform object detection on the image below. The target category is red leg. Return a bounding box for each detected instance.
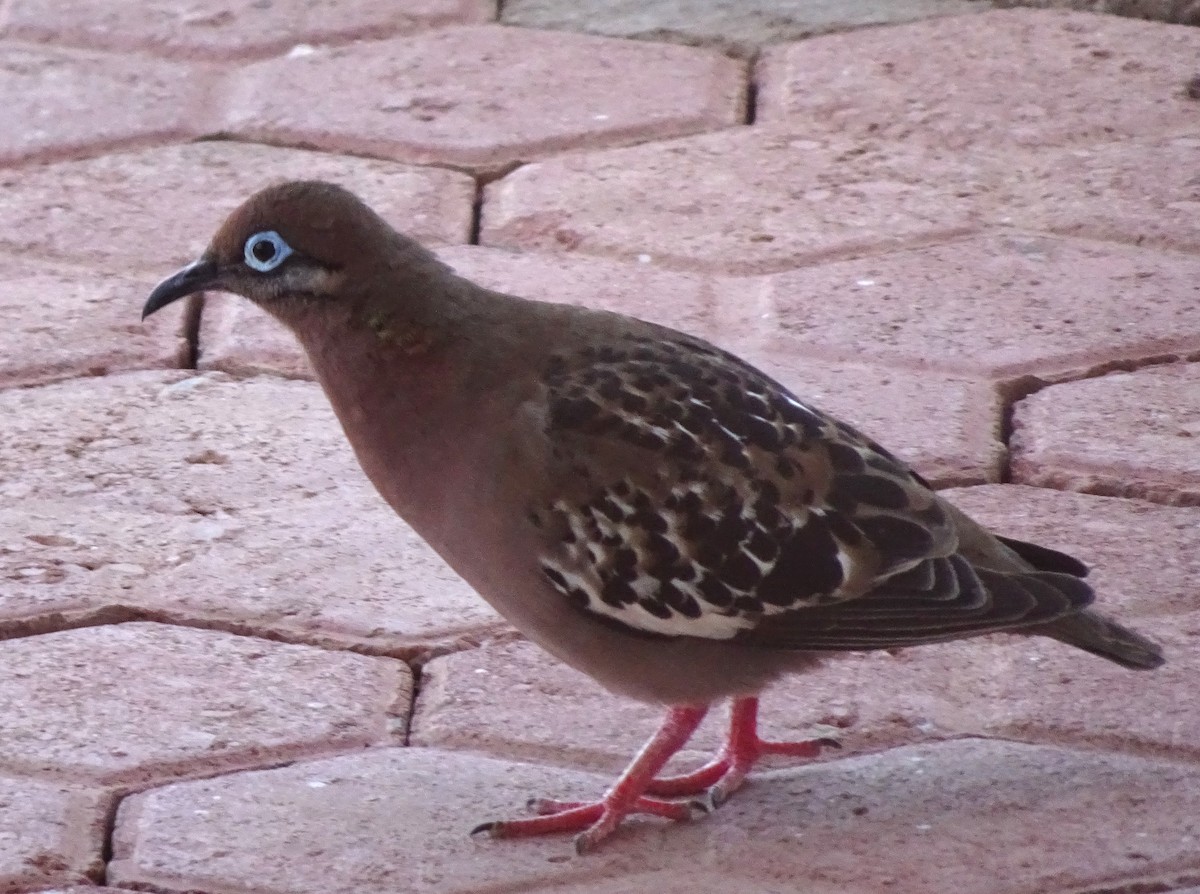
[472,704,709,853]
[646,697,838,804]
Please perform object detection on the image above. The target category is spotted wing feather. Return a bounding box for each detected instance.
[529,331,1094,649]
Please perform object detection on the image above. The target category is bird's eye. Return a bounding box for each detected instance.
[243,231,293,272]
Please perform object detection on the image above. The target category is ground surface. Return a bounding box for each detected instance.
[1,2,1198,893]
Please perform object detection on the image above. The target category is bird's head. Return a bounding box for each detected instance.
[142,180,429,324]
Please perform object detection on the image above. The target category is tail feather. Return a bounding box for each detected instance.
[1036,609,1165,670]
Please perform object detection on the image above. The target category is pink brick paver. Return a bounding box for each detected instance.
[0,371,505,654]
[216,25,745,172]
[0,4,1197,893]
[412,486,1196,767]
[109,741,1200,894]
[199,244,1003,484]
[0,623,411,786]
[0,142,473,271]
[757,9,1200,149]
[0,777,108,891]
[719,231,1200,389]
[483,127,999,273]
[1007,135,1200,254]
[0,259,186,388]
[1012,362,1200,505]
[4,0,494,61]
[0,43,214,166]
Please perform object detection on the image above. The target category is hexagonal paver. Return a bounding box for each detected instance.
[757,9,1200,149]
[109,741,1200,893]
[0,371,505,654]
[0,777,107,891]
[0,142,474,271]
[0,623,409,786]
[198,244,1002,485]
[502,0,983,57]
[0,258,187,389]
[1012,362,1200,505]
[216,25,746,172]
[482,126,1003,273]
[413,486,1196,767]
[0,42,214,165]
[1007,135,1200,255]
[4,0,494,61]
[716,231,1200,388]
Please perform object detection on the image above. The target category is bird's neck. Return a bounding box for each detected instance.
[281,277,536,542]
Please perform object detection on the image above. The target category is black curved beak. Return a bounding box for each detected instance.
[142,258,220,320]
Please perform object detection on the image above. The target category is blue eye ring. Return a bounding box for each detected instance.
[244,230,293,272]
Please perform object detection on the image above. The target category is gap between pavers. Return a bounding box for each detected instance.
[0,777,110,892]
[1012,361,1200,505]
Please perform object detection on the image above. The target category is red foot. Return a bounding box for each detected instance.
[647,697,838,804]
[473,795,701,853]
[472,697,838,853]
[471,705,709,853]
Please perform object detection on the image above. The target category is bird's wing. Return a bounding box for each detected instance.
[528,329,1092,649]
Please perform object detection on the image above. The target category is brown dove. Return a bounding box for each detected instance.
[143,181,1164,853]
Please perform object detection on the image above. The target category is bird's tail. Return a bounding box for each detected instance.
[1036,609,1165,670]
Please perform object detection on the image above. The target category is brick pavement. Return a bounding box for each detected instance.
[0,3,1197,892]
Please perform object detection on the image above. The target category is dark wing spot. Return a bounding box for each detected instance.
[857,515,936,564]
[826,441,866,473]
[601,576,638,607]
[757,514,845,606]
[835,474,911,510]
[697,572,735,608]
[640,598,672,619]
[719,550,762,591]
[550,397,600,428]
[542,566,568,590]
[660,582,702,618]
[746,527,779,563]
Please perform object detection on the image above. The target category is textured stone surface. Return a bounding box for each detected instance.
[1007,135,1200,255]
[110,741,1200,894]
[1012,363,1200,504]
[503,0,983,56]
[199,244,1004,485]
[0,372,504,653]
[719,231,1200,387]
[0,259,187,389]
[0,623,409,786]
[217,25,745,171]
[483,127,1000,273]
[757,9,1200,148]
[0,43,212,164]
[4,0,495,61]
[110,749,655,893]
[413,486,1193,764]
[0,142,474,271]
[0,777,107,891]
[984,0,1200,25]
